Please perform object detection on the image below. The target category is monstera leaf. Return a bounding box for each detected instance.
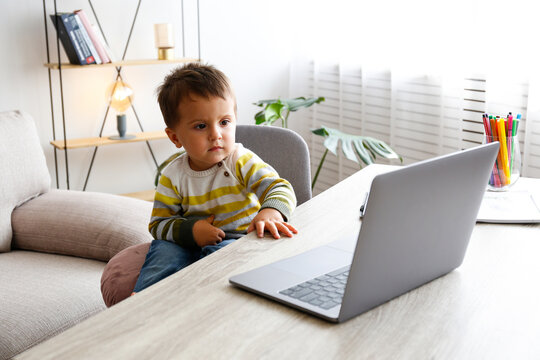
[254,97,325,127]
[311,125,402,188]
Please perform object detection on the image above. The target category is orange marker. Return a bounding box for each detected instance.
[497,118,510,184]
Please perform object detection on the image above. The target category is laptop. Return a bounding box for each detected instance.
[229,142,499,323]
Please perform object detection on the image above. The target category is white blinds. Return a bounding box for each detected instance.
[289,60,540,195]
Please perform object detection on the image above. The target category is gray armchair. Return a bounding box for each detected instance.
[235,125,312,205]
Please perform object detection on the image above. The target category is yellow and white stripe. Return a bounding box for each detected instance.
[149,143,296,246]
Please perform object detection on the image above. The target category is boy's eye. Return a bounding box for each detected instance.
[195,123,206,130]
[220,119,230,126]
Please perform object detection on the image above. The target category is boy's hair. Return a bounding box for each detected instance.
[157,63,234,128]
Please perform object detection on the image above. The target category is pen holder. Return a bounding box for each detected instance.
[484,134,521,191]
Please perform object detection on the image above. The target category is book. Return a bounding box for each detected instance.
[476,178,540,223]
[74,9,110,63]
[73,11,103,64]
[91,24,116,63]
[49,13,85,65]
[66,13,96,64]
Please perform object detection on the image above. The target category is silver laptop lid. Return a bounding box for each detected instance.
[338,142,499,322]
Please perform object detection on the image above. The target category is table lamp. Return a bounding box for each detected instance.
[109,79,135,140]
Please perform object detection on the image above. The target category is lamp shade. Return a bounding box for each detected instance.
[109,80,133,114]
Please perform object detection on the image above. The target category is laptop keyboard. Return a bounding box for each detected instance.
[278,266,350,310]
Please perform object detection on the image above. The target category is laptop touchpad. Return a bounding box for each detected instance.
[270,246,353,278]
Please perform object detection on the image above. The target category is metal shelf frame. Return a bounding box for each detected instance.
[42,0,200,190]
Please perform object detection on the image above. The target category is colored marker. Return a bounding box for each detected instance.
[497,118,510,184]
[483,114,495,186]
[490,117,505,186]
[507,113,513,175]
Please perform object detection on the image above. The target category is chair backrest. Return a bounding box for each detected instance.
[236,125,312,205]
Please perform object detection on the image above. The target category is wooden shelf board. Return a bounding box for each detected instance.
[44,58,199,70]
[120,189,156,202]
[50,130,168,150]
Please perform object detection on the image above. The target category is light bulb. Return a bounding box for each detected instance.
[109,80,133,114]
[107,79,135,140]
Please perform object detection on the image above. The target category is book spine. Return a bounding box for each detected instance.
[67,13,95,64]
[72,12,102,64]
[49,13,84,65]
[74,9,110,63]
[91,24,116,63]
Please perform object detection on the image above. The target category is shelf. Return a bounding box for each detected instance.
[120,189,156,202]
[43,0,201,192]
[50,130,167,150]
[44,57,199,70]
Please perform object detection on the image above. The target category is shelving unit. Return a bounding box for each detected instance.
[42,0,200,199]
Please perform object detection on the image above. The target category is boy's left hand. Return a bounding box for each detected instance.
[247,208,298,239]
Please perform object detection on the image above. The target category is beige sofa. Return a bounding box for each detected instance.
[0,110,153,359]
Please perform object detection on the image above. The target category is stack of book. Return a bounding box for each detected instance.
[50,10,115,65]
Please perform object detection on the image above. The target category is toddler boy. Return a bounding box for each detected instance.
[133,63,297,293]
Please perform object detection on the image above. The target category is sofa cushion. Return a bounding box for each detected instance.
[101,242,150,307]
[0,251,106,359]
[11,189,153,262]
[0,110,50,252]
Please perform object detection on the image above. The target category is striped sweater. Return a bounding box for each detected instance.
[149,143,296,249]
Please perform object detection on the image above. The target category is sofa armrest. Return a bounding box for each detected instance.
[11,190,153,262]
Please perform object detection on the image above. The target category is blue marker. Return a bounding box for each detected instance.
[515,114,521,133]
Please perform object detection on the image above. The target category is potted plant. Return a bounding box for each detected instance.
[254,97,401,189]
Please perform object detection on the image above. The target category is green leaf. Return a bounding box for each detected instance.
[311,125,400,167]
[323,136,339,155]
[362,141,378,161]
[283,97,325,112]
[253,97,325,127]
[253,99,278,107]
[263,101,285,125]
[365,137,398,158]
[311,127,329,137]
[353,140,373,165]
[341,137,357,162]
[255,110,266,125]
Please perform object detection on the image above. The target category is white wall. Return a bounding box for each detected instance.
[0,0,294,194]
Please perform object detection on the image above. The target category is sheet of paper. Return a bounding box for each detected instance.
[477,190,540,223]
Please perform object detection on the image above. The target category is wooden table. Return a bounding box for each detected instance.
[18,165,540,359]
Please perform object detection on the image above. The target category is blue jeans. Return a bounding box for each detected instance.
[133,239,235,293]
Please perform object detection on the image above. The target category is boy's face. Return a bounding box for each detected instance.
[165,94,236,171]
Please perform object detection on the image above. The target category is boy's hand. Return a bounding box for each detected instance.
[193,215,225,247]
[247,208,298,239]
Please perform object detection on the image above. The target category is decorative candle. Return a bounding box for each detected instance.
[154,23,174,59]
